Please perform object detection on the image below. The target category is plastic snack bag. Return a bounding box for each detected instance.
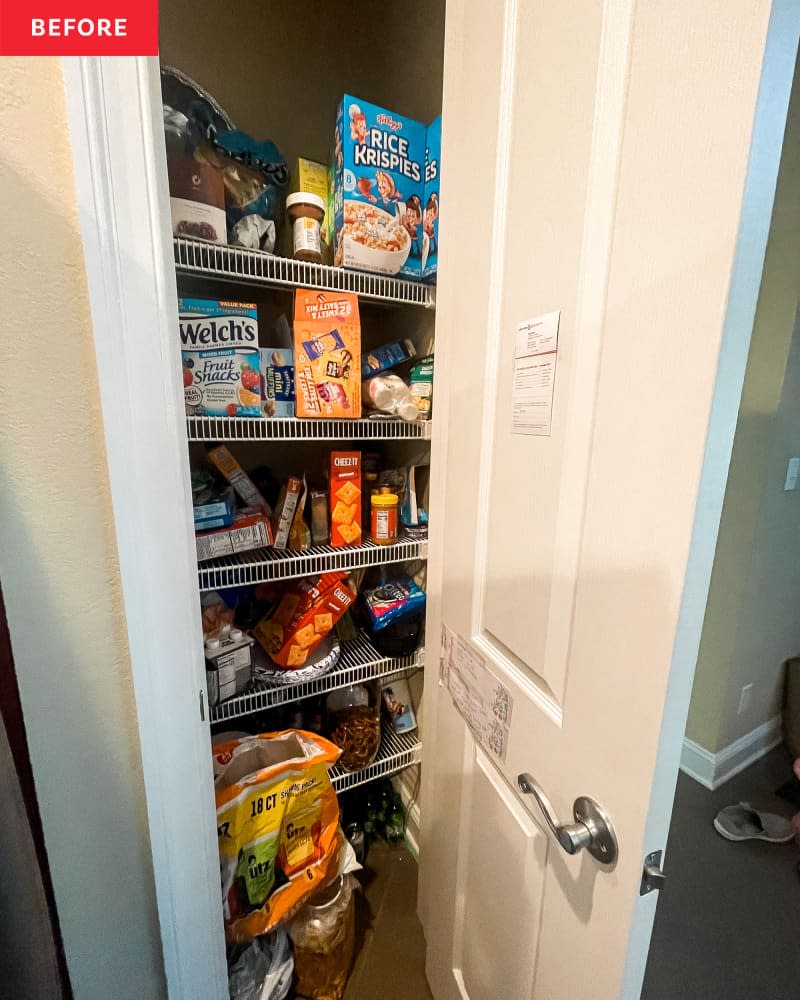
[228,929,293,1000]
[213,730,344,943]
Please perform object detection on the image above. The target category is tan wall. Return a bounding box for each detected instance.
[0,59,165,998]
[686,57,800,754]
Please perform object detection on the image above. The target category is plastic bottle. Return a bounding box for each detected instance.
[361,374,419,422]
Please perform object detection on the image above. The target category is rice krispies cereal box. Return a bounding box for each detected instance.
[180,299,262,417]
[293,290,361,418]
[422,116,441,283]
[329,451,362,547]
[333,95,426,280]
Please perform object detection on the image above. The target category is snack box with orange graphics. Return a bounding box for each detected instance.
[329,451,362,547]
[293,290,361,418]
[180,298,262,418]
[253,572,355,669]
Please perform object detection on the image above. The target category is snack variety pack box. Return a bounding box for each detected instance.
[294,290,361,418]
[333,95,426,280]
[180,299,262,417]
[422,116,441,283]
[329,451,362,547]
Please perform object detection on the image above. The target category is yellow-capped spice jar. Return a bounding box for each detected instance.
[370,487,399,545]
[286,192,326,263]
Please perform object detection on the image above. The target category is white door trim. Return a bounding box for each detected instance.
[621,3,800,994]
[61,56,227,999]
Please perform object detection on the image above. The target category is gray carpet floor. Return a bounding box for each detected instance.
[642,747,800,1000]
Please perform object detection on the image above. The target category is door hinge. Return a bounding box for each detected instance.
[640,850,666,895]
[199,689,205,722]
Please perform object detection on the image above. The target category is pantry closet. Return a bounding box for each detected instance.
[160,0,445,993]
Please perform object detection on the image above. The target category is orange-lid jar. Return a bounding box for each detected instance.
[371,487,399,544]
[286,192,326,263]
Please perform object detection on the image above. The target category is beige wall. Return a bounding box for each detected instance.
[0,59,165,998]
[686,57,800,754]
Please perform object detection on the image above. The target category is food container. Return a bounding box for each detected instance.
[205,628,254,705]
[286,192,326,263]
[288,875,356,1000]
[370,487,399,544]
[326,683,381,772]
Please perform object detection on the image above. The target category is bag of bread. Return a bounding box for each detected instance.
[213,730,343,944]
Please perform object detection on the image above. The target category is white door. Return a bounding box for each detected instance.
[419,1,797,998]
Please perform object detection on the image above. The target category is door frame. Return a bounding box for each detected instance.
[55,8,797,996]
[61,56,227,999]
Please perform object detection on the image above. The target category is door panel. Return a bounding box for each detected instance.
[458,751,547,1000]
[420,0,778,997]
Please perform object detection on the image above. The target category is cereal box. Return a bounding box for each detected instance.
[294,290,361,418]
[422,116,441,283]
[180,299,262,418]
[329,452,362,547]
[333,95,426,280]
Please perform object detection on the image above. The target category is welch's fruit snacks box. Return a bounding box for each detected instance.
[333,95,426,280]
[422,116,441,283]
[179,299,262,417]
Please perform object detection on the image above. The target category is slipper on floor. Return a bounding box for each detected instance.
[713,802,794,843]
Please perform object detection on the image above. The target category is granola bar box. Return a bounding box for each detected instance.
[333,95,426,280]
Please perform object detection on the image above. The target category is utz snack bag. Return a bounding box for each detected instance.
[294,290,361,418]
[422,116,441,283]
[333,95,426,279]
[180,299,262,417]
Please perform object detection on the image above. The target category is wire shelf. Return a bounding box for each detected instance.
[210,635,424,722]
[186,415,432,443]
[330,726,422,793]
[174,237,435,309]
[197,537,428,591]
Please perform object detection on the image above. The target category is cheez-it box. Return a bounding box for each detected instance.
[294,289,361,418]
[329,451,362,547]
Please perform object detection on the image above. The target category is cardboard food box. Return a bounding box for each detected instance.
[253,572,355,668]
[329,452,362,547]
[196,509,273,561]
[422,116,441,283]
[294,290,361,418]
[180,299,262,418]
[271,476,304,550]
[260,347,295,417]
[168,157,226,244]
[333,95,426,279]
[207,445,270,513]
[294,157,334,262]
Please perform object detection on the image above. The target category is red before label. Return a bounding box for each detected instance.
[0,0,158,55]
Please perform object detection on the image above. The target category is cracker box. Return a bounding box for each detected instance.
[294,290,361,418]
[196,509,273,562]
[329,452,362,547]
[333,95,426,280]
[207,445,270,513]
[180,299,262,418]
[422,116,441,283]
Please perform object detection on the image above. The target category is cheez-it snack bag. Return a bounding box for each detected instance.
[294,290,361,418]
[329,452,362,547]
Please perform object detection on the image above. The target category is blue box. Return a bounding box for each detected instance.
[422,116,441,283]
[333,95,426,280]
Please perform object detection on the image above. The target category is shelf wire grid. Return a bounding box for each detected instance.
[330,725,422,793]
[210,634,424,722]
[186,415,432,443]
[197,537,428,591]
[174,237,435,309]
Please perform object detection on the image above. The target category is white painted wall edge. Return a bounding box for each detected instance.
[680,715,783,790]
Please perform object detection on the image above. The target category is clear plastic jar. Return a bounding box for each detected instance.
[326,683,381,771]
[289,875,356,1000]
[371,487,399,544]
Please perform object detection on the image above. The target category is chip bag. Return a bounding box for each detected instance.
[214,730,343,943]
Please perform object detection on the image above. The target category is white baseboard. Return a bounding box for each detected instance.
[392,767,421,858]
[680,715,783,790]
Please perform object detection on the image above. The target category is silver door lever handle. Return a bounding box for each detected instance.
[517,773,619,865]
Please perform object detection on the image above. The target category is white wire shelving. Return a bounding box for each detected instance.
[210,635,423,723]
[330,726,422,793]
[186,415,432,443]
[174,237,435,309]
[197,537,428,591]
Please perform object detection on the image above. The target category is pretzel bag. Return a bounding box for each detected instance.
[213,730,343,943]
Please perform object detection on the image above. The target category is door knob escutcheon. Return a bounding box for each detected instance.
[517,773,619,865]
